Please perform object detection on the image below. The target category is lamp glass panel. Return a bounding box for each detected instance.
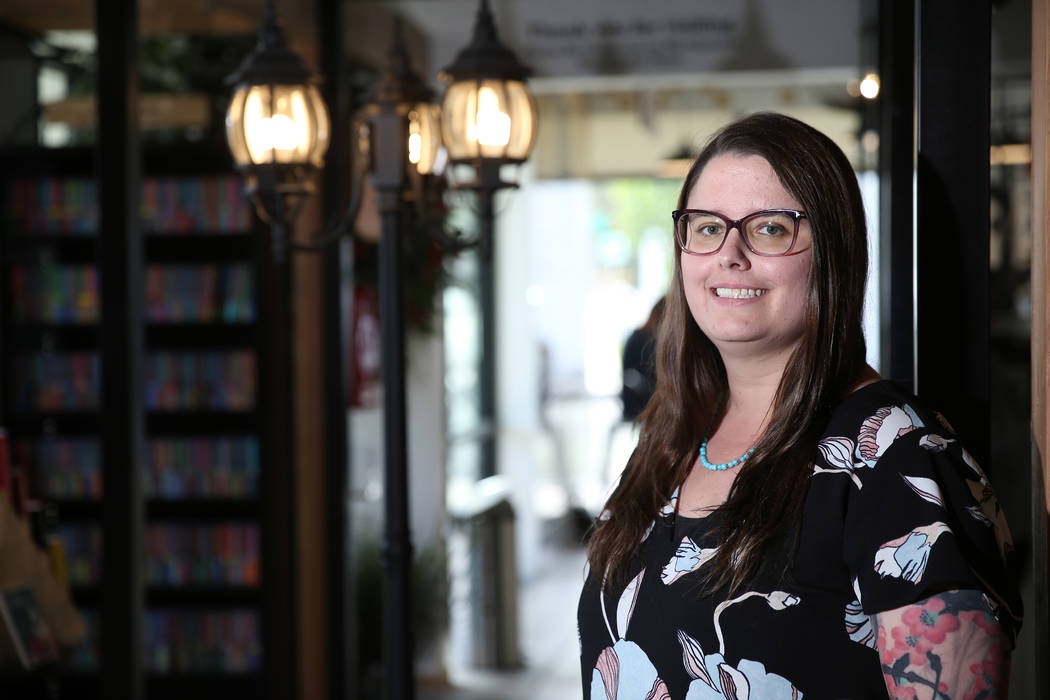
[409,102,442,175]
[306,84,331,167]
[441,80,479,161]
[503,80,537,161]
[225,87,251,167]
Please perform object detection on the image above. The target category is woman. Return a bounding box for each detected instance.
[578,112,1021,699]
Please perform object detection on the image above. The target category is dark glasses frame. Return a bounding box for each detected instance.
[671,208,808,257]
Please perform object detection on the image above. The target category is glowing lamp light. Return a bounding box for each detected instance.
[256,113,300,151]
[859,72,881,100]
[469,86,512,147]
[408,125,422,164]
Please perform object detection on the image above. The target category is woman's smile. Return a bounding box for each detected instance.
[712,287,767,299]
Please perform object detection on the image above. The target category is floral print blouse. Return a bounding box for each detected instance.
[577,380,1022,699]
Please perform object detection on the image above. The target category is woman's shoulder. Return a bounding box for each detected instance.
[822,381,1023,637]
[814,379,963,481]
[823,379,954,443]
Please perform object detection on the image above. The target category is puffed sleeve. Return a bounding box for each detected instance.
[839,408,1022,642]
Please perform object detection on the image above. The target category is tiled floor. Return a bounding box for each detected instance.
[420,542,587,700]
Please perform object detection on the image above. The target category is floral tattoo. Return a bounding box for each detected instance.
[873,589,1008,700]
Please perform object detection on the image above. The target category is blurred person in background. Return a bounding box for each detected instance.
[620,296,666,423]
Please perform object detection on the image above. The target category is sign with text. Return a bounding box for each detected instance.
[498,0,859,77]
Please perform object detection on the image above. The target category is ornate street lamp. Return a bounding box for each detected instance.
[439,0,537,180]
[357,24,443,192]
[439,0,537,495]
[225,0,330,260]
[223,7,331,698]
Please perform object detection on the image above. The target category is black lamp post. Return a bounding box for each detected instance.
[357,17,443,700]
[224,4,330,698]
[440,0,537,479]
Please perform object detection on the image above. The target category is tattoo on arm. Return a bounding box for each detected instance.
[873,589,1009,700]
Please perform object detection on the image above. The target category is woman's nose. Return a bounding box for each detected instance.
[717,226,751,269]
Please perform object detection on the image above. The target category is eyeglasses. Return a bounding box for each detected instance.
[672,209,809,256]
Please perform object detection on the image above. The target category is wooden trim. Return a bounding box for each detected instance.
[1034,0,1050,515]
[42,94,212,130]
[1,0,257,35]
[1031,3,1050,699]
[1,0,328,50]
[293,169,326,700]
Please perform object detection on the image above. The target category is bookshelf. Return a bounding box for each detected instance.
[0,145,268,698]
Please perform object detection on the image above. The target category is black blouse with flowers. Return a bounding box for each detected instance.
[577,380,1021,699]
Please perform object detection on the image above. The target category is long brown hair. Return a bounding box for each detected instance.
[587,112,869,594]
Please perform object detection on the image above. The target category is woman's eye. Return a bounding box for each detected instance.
[752,222,787,237]
[695,223,723,237]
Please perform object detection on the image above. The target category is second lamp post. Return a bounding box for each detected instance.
[361,17,442,700]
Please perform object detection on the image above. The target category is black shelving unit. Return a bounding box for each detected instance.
[0,144,269,697]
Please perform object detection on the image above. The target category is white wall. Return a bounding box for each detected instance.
[348,332,447,549]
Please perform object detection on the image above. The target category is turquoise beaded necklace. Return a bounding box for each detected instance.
[698,436,755,471]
